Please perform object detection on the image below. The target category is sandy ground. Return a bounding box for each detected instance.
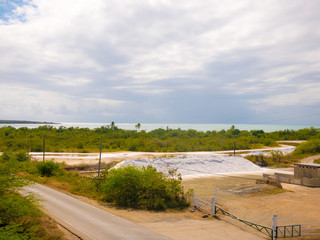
[300,155,320,163]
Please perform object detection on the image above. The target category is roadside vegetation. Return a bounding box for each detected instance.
[0,152,65,239]
[1,152,190,211]
[101,165,189,210]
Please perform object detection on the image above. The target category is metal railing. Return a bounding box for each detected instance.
[301,223,320,237]
[192,190,310,239]
[276,225,301,238]
[215,205,274,238]
[194,197,214,214]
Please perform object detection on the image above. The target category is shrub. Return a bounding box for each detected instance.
[270,151,284,163]
[36,161,65,177]
[101,165,189,210]
[0,157,64,240]
[0,151,29,162]
[293,139,320,155]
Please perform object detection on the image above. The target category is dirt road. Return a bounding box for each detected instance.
[300,155,320,163]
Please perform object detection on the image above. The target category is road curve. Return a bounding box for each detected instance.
[23,184,170,240]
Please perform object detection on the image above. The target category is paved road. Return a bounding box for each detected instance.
[23,184,170,240]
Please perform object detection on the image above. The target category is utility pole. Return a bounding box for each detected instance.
[43,136,45,162]
[27,138,30,160]
[98,141,102,177]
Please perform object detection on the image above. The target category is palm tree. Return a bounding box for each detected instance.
[110,121,116,130]
[135,123,141,131]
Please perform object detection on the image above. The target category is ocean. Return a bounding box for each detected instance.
[0,122,319,132]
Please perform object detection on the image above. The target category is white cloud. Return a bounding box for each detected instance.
[251,82,320,108]
[84,97,125,106]
[0,0,320,123]
[47,75,92,86]
[0,84,125,121]
[113,85,173,94]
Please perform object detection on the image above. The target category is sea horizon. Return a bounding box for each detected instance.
[0,122,319,132]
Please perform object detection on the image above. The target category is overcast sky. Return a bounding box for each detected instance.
[1,0,320,124]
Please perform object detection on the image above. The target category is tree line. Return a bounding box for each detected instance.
[0,124,319,153]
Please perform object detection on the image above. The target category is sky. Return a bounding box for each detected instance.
[0,0,320,125]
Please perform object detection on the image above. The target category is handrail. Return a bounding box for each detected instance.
[215,205,273,238]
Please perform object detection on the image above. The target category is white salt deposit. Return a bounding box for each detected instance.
[116,156,263,178]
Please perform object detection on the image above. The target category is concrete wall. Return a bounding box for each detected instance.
[294,165,320,179]
[274,173,294,183]
[260,165,320,187]
[302,177,320,187]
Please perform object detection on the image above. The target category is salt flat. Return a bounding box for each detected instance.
[117,155,263,178]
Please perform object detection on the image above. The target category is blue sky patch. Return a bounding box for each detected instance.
[0,0,31,22]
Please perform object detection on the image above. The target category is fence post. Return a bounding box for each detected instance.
[193,191,196,208]
[27,138,30,160]
[215,186,218,203]
[43,136,45,162]
[98,141,102,177]
[272,215,277,240]
[211,198,216,217]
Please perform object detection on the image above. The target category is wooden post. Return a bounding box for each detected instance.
[27,138,30,160]
[215,186,218,203]
[272,215,277,240]
[234,141,236,156]
[98,141,102,177]
[193,191,195,208]
[211,198,215,217]
[43,137,45,162]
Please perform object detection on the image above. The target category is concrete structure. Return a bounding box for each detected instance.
[293,163,320,187]
[294,163,320,178]
[260,163,320,187]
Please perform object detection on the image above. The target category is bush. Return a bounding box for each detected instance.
[0,151,29,162]
[101,165,189,210]
[36,161,65,177]
[293,139,320,155]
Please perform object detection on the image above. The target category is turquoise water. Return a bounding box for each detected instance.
[0,122,319,132]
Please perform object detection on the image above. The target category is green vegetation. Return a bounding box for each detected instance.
[266,127,319,140]
[36,161,65,177]
[0,152,64,239]
[245,138,320,167]
[293,139,320,155]
[41,164,189,210]
[1,124,318,153]
[245,151,299,167]
[0,124,287,153]
[101,165,189,210]
[1,150,190,211]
